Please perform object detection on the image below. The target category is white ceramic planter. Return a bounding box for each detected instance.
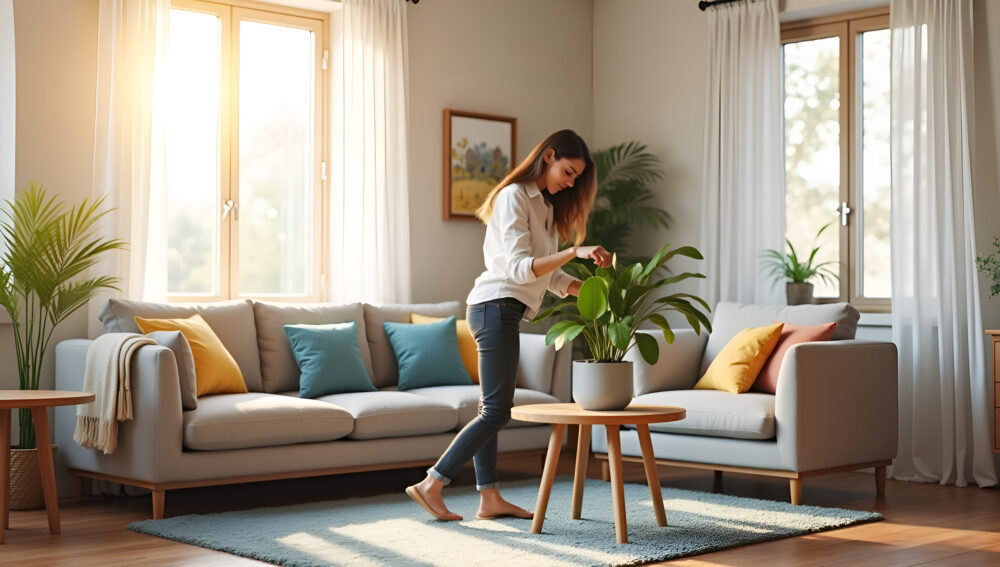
[572,360,633,411]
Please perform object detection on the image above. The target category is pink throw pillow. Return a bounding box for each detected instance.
[751,321,837,394]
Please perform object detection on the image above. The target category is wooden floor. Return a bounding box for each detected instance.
[4,453,1000,566]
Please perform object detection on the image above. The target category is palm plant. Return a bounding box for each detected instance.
[533,244,712,363]
[585,141,671,265]
[0,183,126,449]
[761,223,839,288]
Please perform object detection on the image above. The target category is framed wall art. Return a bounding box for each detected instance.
[443,109,517,220]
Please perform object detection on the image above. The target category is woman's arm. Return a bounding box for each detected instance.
[531,245,613,278]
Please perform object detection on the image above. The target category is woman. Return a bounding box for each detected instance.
[406,129,613,521]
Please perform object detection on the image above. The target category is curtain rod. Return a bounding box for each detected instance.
[698,0,742,11]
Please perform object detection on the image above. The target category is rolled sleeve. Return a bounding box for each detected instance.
[548,269,579,298]
[495,189,538,284]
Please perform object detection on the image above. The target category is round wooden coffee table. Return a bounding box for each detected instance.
[511,402,685,544]
[0,390,95,544]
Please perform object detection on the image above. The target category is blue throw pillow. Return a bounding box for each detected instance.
[284,321,376,398]
[383,316,472,390]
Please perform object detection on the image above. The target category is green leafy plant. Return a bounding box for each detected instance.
[761,223,839,287]
[976,236,1000,297]
[585,141,671,265]
[533,244,712,363]
[0,183,126,449]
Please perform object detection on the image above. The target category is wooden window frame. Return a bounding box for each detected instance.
[781,8,891,312]
[168,0,329,303]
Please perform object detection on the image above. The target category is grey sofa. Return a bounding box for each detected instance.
[53,299,570,518]
[591,302,898,504]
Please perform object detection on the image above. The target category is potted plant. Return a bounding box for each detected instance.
[976,236,1000,298]
[533,243,712,410]
[0,183,125,509]
[761,223,839,305]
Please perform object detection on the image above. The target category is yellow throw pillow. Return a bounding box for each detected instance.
[411,313,479,384]
[694,323,784,394]
[134,313,248,397]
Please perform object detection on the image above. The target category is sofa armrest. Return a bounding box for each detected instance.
[54,339,185,484]
[775,340,898,471]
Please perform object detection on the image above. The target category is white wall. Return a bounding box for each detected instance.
[406,0,593,305]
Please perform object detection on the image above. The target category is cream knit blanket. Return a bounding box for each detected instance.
[74,333,157,454]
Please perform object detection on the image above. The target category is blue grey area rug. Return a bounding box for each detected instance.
[128,476,881,567]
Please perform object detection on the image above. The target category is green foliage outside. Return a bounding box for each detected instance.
[533,244,712,363]
[976,237,1000,298]
[0,183,126,449]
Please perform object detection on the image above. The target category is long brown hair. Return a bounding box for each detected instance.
[475,129,596,246]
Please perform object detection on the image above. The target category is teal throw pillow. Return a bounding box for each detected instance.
[383,316,472,390]
[284,321,376,398]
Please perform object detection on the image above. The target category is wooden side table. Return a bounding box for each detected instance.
[986,331,1000,453]
[510,402,686,544]
[0,390,95,544]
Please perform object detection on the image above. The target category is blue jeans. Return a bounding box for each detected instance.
[428,297,526,490]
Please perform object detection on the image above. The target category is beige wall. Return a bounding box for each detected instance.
[2,0,98,393]
[406,0,593,305]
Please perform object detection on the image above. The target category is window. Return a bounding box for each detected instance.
[782,10,890,311]
[164,0,327,302]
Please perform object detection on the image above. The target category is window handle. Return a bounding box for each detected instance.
[836,201,852,226]
[222,199,238,221]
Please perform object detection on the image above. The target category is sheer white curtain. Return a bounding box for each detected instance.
[87,0,170,337]
[0,0,13,207]
[329,0,411,304]
[890,0,997,487]
[699,0,785,308]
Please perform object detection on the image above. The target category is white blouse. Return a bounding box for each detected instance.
[466,182,579,320]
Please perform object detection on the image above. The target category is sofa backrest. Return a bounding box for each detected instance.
[699,302,860,375]
[362,301,462,388]
[99,298,264,391]
[253,301,373,393]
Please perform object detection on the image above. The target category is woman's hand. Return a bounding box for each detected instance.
[575,245,613,268]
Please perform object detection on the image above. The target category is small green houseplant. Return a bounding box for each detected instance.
[0,183,125,451]
[976,236,1000,298]
[533,243,712,410]
[761,223,839,305]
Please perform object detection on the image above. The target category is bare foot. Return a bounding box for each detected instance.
[406,477,462,521]
[477,488,533,519]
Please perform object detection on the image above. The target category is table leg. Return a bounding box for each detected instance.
[31,407,60,535]
[1,409,9,544]
[605,424,627,544]
[531,423,566,535]
[636,423,667,527]
[571,424,591,519]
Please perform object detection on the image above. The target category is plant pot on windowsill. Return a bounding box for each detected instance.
[786,282,814,305]
[9,445,58,510]
[572,360,634,411]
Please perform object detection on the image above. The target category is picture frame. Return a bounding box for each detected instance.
[443,109,517,220]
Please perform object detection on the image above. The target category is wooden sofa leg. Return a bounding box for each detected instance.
[789,478,802,505]
[600,460,611,482]
[152,490,165,519]
[73,475,84,503]
[875,464,887,496]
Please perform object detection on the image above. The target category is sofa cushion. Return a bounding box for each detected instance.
[633,390,775,440]
[363,302,461,388]
[411,313,480,383]
[284,322,377,398]
[384,317,472,390]
[700,302,860,374]
[183,393,354,451]
[517,332,557,394]
[626,329,707,395]
[694,323,783,394]
[407,385,559,428]
[146,330,198,410]
[254,301,374,393]
[136,314,249,397]
[314,391,458,440]
[752,321,838,394]
[99,298,263,392]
